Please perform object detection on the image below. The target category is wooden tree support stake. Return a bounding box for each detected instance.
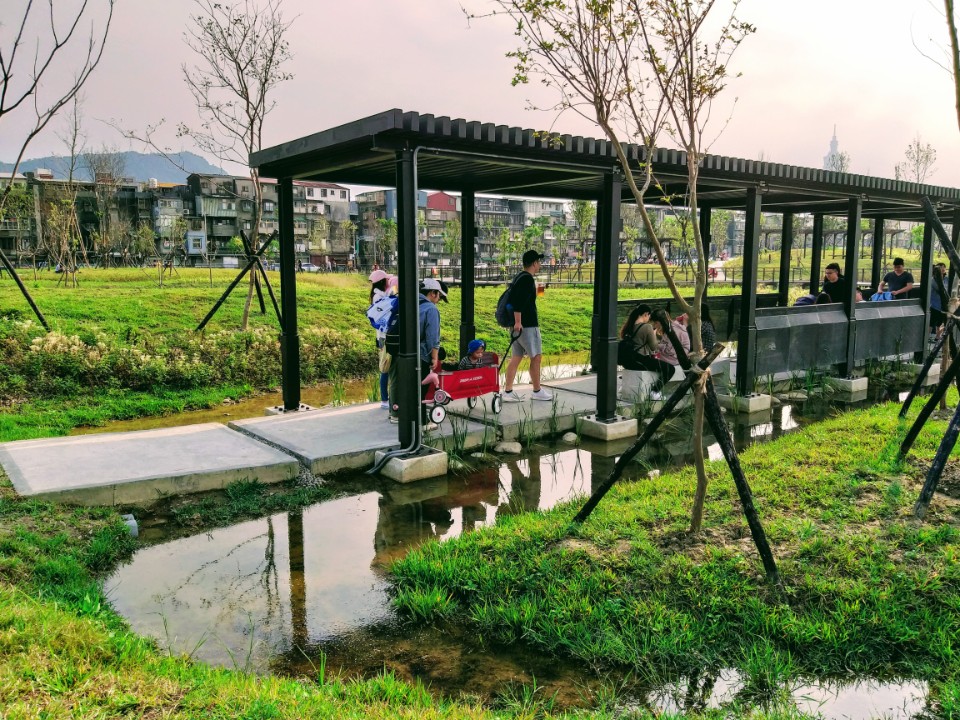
[572,343,725,524]
[0,247,49,331]
[901,318,953,417]
[914,399,960,519]
[195,231,281,332]
[899,346,960,459]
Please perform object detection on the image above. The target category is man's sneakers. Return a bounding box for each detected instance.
[503,388,554,402]
[388,415,399,424]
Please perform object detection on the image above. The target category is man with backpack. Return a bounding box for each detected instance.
[502,249,552,402]
[387,278,446,429]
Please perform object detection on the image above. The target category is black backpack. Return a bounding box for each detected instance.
[495,271,529,328]
[384,297,430,357]
[617,324,642,368]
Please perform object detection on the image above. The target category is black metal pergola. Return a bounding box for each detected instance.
[250,108,960,451]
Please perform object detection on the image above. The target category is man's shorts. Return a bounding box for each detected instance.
[512,326,543,357]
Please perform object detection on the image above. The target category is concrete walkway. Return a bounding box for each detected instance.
[0,377,674,506]
[0,423,299,506]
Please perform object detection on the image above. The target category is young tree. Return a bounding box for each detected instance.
[0,0,115,215]
[83,147,127,264]
[571,200,597,280]
[895,133,937,183]
[487,0,763,548]
[441,217,462,272]
[375,218,397,268]
[181,0,294,326]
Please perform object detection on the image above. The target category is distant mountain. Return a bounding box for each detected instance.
[0,151,225,184]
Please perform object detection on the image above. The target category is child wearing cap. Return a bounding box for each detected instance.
[458,339,487,369]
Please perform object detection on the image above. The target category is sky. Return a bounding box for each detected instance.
[2,0,959,187]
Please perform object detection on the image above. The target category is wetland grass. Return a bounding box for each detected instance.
[392,398,960,697]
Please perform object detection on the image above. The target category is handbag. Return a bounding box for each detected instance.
[378,346,392,373]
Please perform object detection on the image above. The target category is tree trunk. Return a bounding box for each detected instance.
[689,390,709,532]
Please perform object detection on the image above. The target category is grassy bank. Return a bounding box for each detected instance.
[392,399,960,714]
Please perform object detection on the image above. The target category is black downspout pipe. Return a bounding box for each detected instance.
[460,189,476,359]
[735,187,761,397]
[841,197,862,376]
[595,171,621,421]
[278,177,301,411]
[777,212,794,307]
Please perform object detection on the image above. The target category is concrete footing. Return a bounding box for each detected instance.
[579,414,638,441]
[265,403,317,416]
[714,392,772,414]
[825,376,869,393]
[375,446,448,483]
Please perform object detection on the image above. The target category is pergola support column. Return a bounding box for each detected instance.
[459,189,476,358]
[395,150,420,448]
[919,220,935,361]
[736,187,761,396]
[777,212,794,307]
[871,217,885,291]
[278,177,301,411]
[841,197,862,375]
[810,213,824,295]
[595,171,622,421]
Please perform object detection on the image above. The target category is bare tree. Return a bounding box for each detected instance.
[895,133,938,183]
[825,150,851,173]
[83,147,127,264]
[181,0,294,328]
[481,0,762,543]
[0,0,114,215]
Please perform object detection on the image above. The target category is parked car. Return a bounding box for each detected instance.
[300,263,320,272]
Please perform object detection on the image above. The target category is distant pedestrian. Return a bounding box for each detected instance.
[368,269,393,410]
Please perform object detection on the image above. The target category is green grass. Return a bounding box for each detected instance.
[0,384,255,442]
[391,397,960,703]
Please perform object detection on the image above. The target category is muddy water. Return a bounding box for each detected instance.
[106,392,927,716]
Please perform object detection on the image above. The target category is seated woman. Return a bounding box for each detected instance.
[619,304,674,400]
[651,309,690,366]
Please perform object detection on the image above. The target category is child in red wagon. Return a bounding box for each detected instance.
[457,339,488,369]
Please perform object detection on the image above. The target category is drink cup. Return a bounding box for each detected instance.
[536,282,546,297]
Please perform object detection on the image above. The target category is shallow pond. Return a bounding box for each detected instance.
[105,387,936,716]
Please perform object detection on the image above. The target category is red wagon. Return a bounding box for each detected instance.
[425,352,503,424]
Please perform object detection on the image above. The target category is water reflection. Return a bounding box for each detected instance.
[107,448,603,674]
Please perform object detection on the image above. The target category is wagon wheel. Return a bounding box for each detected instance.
[434,389,449,404]
[491,394,502,414]
[467,396,477,409]
[430,404,446,424]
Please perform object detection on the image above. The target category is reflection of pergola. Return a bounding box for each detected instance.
[251,109,960,450]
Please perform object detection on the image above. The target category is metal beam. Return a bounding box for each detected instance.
[919,220,935,361]
[778,212,794,307]
[736,188,761,396]
[841,197,862,375]
[396,149,421,448]
[459,189,476,358]
[810,214,824,295]
[278,177,301,411]
[871,217,885,291]
[595,171,622,421]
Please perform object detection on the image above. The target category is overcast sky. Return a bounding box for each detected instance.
[3,0,959,186]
